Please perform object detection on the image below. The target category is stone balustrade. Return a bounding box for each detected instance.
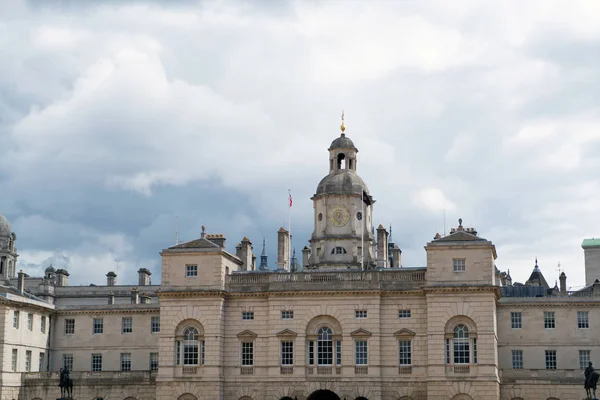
[226,269,426,292]
[21,371,157,385]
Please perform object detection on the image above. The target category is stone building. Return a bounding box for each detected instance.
[1,124,600,400]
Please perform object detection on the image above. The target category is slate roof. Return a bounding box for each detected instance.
[169,238,220,249]
[433,230,487,242]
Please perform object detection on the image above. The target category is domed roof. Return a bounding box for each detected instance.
[0,215,11,236]
[329,133,356,150]
[316,171,369,196]
[45,265,56,273]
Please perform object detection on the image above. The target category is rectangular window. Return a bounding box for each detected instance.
[91,354,102,372]
[13,311,19,329]
[281,341,294,365]
[183,336,199,366]
[399,340,412,365]
[27,313,33,331]
[25,350,32,372]
[445,338,450,364]
[336,340,342,366]
[355,310,368,319]
[175,341,181,365]
[93,318,103,334]
[510,312,522,329]
[65,319,75,335]
[281,310,294,319]
[453,258,466,272]
[580,350,591,369]
[150,352,159,371]
[544,311,555,329]
[308,341,314,365]
[545,350,557,369]
[241,342,253,366]
[512,350,523,369]
[39,352,45,372]
[355,340,368,365]
[398,309,411,319]
[242,311,254,320]
[578,311,589,329]
[473,338,478,364]
[62,354,73,371]
[454,337,470,364]
[185,264,198,277]
[151,316,160,333]
[12,349,18,371]
[122,317,133,334]
[201,340,205,365]
[41,316,46,333]
[120,353,131,371]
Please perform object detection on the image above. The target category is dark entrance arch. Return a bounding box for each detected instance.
[355,397,369,400]
[280,397,294,400]
[307,390,340,400]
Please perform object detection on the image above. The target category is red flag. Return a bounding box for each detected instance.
[289,191,293,207]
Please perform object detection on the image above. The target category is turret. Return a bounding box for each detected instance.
[277,228,290,271]
[259,238,269,271]
[0,214,18,280]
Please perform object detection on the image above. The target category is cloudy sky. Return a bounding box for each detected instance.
[1,0,599,288]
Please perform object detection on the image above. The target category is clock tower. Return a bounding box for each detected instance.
[307,116,376,269]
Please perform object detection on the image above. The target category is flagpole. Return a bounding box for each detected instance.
[361,190,364,271]
[288,189,292,271]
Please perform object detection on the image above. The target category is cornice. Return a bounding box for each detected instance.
[0,298,53,313]
[57,308,159,316]
[424,285,501,298]
[498,301,600,308]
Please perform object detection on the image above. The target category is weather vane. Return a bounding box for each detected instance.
[340,110,345,133]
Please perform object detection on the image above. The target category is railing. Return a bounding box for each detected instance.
[280,366,293,375]
[398,366,412,374]
[22,371,156,384]
[501,369,584,382]
[445,365,470,374]
[240,366,254,375]
[317,366,332,375]
[227,269,426,289]
[182,366,197,375]
[355,366,368,375]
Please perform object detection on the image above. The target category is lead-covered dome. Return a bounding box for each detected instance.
[316,171,369,196]
[0,215,11,237]
[329,133,356,150]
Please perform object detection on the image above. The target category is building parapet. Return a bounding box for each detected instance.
[501,368,584,383]
[22,371,157,385]
[226,268,426,292]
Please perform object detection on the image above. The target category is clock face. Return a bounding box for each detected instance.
[328,206,350,227]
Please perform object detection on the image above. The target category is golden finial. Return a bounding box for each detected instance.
[340,110,345,133]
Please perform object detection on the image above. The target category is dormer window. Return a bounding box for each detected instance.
[331,247,347,255]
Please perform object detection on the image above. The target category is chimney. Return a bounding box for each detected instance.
[376,225,389,268]
[55,269,69,287]
[276,227,290,271]
[240,237,253,271]
[137,268,151,286]
[17,270,25,294]
[582,239,600,285]
[207,234,226,248]
[108,291,115,305]
[302,246,311,269]
[131,287,139,304]
[559,272,567,295]
[201,225,206,239]
[391,245,402,268]
[236,242,243,259]
[106,271,117,286]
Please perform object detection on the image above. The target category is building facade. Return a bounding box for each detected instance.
[1,128,600,400]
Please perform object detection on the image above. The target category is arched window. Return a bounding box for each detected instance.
[331,247,347,255]
[453,325,470,364]
[183,327,199,365]
[317,327,333,365]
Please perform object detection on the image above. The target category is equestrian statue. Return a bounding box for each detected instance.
[585,361,600,400]
[58,367,74,399]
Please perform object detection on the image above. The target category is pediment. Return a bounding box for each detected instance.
[350,328,372,337]
[276,329,298,338]
[394,328,415,338]
[237,329,258,339]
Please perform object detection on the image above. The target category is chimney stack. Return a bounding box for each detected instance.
[131,287,139,304]
[559,272,567,295]
[137,268,151,286]
[140,293,151,304]
[55,269,69,287]
[240,237,254,271]
[376,225,389,268]
[108,291,115,305]
[106,271,117,286]
[17,270,25,294]
[276,228,290,271]
[207,234,226,248]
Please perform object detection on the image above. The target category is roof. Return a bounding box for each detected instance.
[315,170,370,196]
[582,238,600,248]
[329,133,356,150]
[0,214,11,236]
[433,230,487,242]
[168,237,220,249]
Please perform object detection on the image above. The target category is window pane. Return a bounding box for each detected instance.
[355,340,368,365]
[399,340,412,365]
[512,350,523,369]
[545,350,557,369]
[241,342,253,366]
[281,341,294,365]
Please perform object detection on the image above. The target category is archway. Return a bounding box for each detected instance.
[280,397,294,400]
[450,395,473,400]
[355,397,369,400]
[178,394,198,400]
[307,390,340,400]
